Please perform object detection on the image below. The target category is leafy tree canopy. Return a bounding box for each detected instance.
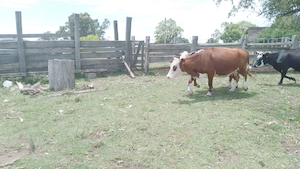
[212,21,257,43]
[154,18,187,43]
[56,12,110,40]
[258,15,300,38]
[214,0,300,20]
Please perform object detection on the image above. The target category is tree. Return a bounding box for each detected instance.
[80,34,100,41]
[258,15,300,38]
[212,21,257,43]
[39,31,57,41]
[154,18,187,43]
[214,0,300,20]
[56,13,110,40]
[210,29,222,43]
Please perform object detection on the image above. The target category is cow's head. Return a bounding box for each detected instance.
[254,51,267,67]
[167,57,184,79]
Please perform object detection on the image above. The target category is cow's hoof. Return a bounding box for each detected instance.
[229,89,235,93]
[196,85,200,88]
[205,91,212,96]
[243,87,248,91]
[188,91,193,95]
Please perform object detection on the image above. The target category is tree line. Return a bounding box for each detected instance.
[42,0,300,43]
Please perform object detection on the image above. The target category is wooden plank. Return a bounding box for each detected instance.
[24,41,75,48]
[81,59,124,71]
[26,54,75,62]
[74,14,81,70]
[26,61,48,68]
[80,47,124,52]
[149,49,188,55]
[247,42,293,46]
[0,63,20,71]
[0,49,18,55]
[81,52,122,59]
[80,41,125,48]
[149,56,173,63]
[198,42,241,46]
[149,44,190,50]
[246,47,290,52]
[0,55,19,63]
[0,42,18,49]
[15,11,26,73]
[0,72,26,77]
[25,48,74,54]
[0,34,73,38]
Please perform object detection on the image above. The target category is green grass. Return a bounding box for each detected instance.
[0,70,300,168]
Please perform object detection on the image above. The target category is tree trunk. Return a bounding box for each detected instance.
[48,59,75,91]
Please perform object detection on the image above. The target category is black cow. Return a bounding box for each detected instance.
[254,49,300,85]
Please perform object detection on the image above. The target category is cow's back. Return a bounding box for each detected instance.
[210,47,249,75]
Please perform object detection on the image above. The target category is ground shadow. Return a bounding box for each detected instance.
[173,87,258,105]
[260,82,299,88]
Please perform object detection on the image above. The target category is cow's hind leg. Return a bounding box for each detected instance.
[280,69,296,84]
[238,69,248,91]
[188,76,194,95]
[193,77,200,88]
[206,73,214,96]
[228,72,239,92]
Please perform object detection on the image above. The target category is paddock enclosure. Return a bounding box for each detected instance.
[0,11,299,77]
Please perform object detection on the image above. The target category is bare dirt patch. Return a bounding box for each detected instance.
[0,148,29,168]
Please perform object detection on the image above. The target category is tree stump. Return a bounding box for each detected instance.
[48,59,75,91]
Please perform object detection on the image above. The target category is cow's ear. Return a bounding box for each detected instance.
[170,60,173,63]
[180,58,185,64]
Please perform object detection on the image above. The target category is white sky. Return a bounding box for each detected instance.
[0,0,270,43]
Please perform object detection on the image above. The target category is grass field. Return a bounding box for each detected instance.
[0,68,300,168]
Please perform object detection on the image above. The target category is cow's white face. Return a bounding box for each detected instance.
[256,51,263,59]
[254,51,265,67]
[167,58,183,79]
[180,51,189,59]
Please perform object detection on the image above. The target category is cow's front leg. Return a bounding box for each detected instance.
[206,73,214,96]
[188,77,193,95]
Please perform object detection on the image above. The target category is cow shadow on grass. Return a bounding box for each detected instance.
[174,87,258,104]
[260,83,299,88]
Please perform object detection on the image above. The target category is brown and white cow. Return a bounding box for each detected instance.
[167,47,251,96]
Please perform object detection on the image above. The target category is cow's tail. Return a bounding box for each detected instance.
[246,64,254,78]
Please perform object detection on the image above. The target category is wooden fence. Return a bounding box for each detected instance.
[0,12,140,77]
[143,35,299,73]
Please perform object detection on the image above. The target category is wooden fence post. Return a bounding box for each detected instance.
[69,16,74,40]
[191,36,198,52]
[241,35,248,49]
[15,11,26,75]
[291,35,299,49]
[144,36,150,73]
[114,20,119,41]
[74,14,81,70]
[130,36,136,68]
[174,37,179,43]
[125,17,132,66]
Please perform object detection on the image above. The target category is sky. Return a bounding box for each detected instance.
[0,0,270,43]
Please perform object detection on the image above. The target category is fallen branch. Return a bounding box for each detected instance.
[48,88,107,97]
